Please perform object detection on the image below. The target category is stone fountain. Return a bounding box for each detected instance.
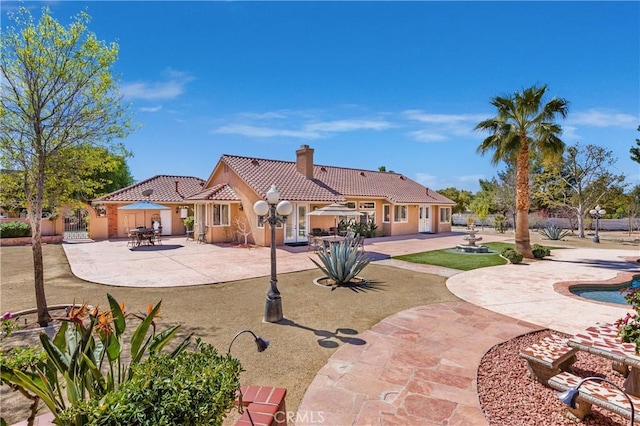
[456,225,489,253]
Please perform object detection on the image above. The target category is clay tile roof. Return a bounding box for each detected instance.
[93,175,206,203]
[221,155,455,205]
[185,183,239,201]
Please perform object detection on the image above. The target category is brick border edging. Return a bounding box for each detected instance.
[0,235,64,246]
[554,268,640,308]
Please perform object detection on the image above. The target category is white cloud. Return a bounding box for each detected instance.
[407,130,447,142]
[214,125,322,139]
[414,172,438,187]
[305,119,393,133]
[403,110,484,142]
[214,112,393,139]
[139,105,162,113]
[567,109,637,128]
[121,69,194,101]
[403,110,485,124]
[562,125,580,141]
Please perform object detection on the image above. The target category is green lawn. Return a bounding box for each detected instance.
[393,242,515,271]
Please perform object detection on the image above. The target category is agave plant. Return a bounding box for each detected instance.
[311,240,370,285]
[538,223,571,240]
[0,294,191,426]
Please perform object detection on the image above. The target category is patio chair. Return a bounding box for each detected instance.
[126,229,138,248]
[153,230,162,245]
[345,230,356,239]
[308,236,324,253]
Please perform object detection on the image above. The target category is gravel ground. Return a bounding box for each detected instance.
[479,329,629,426]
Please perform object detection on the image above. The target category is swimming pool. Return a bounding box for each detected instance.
[571,275,640,305]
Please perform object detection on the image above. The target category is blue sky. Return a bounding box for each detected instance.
[6,1,640,192]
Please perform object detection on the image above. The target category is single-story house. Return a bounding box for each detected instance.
[93,175,206,238]
[184,144,456,247]
[92,145,455,245]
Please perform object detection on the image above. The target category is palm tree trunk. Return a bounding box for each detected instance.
[515,136,534,258]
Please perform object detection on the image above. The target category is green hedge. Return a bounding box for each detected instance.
[0,221,31,238]
[59,340,243,425]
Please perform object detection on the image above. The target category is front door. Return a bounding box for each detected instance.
[285,204,308,244]
[419,205,431,233]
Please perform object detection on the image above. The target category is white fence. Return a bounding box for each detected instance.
[453,213,640,232]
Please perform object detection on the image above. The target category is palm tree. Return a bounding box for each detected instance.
[475,84,568,258]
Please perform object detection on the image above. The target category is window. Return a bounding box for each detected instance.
[212,204,230,226]
[394,205,408,222]
[359,202,375,209]
[257,215,265,228]
[440,207,451,223]
[345,202,356,208]
[383,205,390,223]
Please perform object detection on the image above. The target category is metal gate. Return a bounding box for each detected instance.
[63,208,89,240]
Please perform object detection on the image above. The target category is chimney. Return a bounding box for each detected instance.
[296,144,314,179]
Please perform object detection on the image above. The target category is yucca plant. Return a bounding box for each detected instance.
[311,240,370,285]
[538,223,571,240]
[0,294,192,426]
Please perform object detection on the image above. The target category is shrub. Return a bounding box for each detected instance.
[0,221,31,238]
[341,218,378,238]
[500,248,523,264]
[538,223,571,240]
[493,215,506,233]
[59,340,242,426]
[183,216,195,229]
[311,240,370,285]
[531,244,551,259]
[0,295,192,426]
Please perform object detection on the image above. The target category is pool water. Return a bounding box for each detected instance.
[572,275,640,305]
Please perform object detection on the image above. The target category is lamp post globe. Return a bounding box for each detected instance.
[253,200,269,216]
[253,185,290,323]
[276,200,293,216]
[589,205,606,243]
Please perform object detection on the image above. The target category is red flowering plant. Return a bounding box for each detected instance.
[0,294,192,426]
[615,287,640,354]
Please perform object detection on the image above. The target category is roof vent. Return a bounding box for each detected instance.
[399,175,405,180]
[251,159,259,166]
[320,166,327,172]
[360,171,366,177]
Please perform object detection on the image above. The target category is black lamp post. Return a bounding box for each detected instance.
[589,205,606,243]
[557,376,634,425]
[253,185,293,323]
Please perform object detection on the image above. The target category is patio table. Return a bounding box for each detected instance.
[129,228,156,247]
[568,322,640,396]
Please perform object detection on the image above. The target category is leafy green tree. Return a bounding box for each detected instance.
[437,187,473,215]
[631,125,640,164]
[491,166,517,227]
[541,143,625,238]
[0,7,135,326]
[378,165,395,173]
[476,84,568,258]
[469,185,492,230]
[624,185,640,234]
